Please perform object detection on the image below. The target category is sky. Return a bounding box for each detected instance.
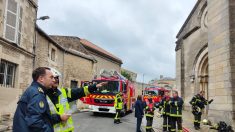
[37,0,196,83]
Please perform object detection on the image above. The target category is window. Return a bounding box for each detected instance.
[0,60,16,87]
[51,48,56,61]
[122,82,127,93]
[70,80,78,89]
[4,0,23,45]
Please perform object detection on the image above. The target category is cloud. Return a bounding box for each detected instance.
[37,0,196,82]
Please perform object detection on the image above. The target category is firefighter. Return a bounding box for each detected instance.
[169,91,184,132]
[144,93,155,132]
[114,92,123,124]
[189,91,213,130]
[159,91,171,132]
[47,68,107,132]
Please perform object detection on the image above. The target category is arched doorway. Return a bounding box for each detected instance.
[193,46,209,114]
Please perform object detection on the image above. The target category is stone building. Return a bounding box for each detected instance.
[149,76,175,90]
[121,68,137,82]
[51,36,123,77]
[36,30,96,88]
[0,0,37,114]
[176,0,235,125]
[134,82,150,98]
[80,39,123,75]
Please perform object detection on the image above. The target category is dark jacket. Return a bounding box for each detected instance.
[144,98,155,117]
[13,81,54,132]
[169,96,184,117]
[47,84,97,105]
[135,100,144,118]
[46,84,98,122]
[189,94,208,109]
[159,96,171,115]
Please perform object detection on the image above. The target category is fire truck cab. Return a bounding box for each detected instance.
[81,70,135,115]
[143,86,169,103]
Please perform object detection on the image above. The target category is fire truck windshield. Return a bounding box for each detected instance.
[145,90,158,96]
[93,81,119,94]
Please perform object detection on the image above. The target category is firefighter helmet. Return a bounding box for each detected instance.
[50,67,62,77]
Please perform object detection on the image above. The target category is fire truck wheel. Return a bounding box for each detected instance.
[93,112,98,116]
[121,105,127,117]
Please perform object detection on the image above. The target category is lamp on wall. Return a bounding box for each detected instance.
[33,16,50,69]
[190,75,195,83]
[36,16,50,21]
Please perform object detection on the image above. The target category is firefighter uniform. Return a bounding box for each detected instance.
[48,68,102,132]
[114,92,123,124]
[169,96,184,132]
[47,84,98,132]
[144,98,155,132]
[189,94,213,130]
[159,96,171,131]
[13,81,54,132]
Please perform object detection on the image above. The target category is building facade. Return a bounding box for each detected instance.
[0,0,37,114]
[176,0,235,125]
[80,39,123,75]
[50,36,123,78]
[36,30,96,88]
[149,76,175,90]
[121,68,137,82]
[0,0,123,116]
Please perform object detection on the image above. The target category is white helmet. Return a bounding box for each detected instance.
[50,67,62,77]
[49,67,63,87]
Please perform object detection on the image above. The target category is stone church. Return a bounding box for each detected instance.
[176,0,235,125]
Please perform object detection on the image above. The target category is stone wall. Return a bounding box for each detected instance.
[207,0,235,125]
[0,0,5,37]
[229,0,235,123]
[0,40,34,114]
[63,53,94,88]
[0,0,36,115]
[176,0,235,126]
[35,31,64,72]
[92,53,121,76]
[36,31,94,88]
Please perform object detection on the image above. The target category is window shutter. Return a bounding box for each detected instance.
[4,0,18,42]
[17,6,23,44]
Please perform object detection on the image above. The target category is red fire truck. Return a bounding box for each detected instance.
[81,71,135,115]
[143,86,169,103]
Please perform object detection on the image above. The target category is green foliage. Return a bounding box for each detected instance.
[121,70,132,81]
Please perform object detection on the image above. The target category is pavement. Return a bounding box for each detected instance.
[0,114,12,132]
[74,109,216,132]
[73,111,136,132]
[142,110,217,132]
[0,109,225,132]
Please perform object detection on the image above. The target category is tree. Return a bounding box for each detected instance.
[121,70,132,81]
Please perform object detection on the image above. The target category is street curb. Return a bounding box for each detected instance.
[0,125,8,132]
[76,109,91,113]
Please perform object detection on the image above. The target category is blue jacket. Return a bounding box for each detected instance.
[135,100,144,118]
[13,81,54,132]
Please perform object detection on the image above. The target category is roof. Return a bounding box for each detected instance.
[80,39,123,64]
[36,26,96,62]
[49,35,91,56]
[176,0,201,39]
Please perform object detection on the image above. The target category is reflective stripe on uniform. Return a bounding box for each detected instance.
[67,88,72,98]
[114,112,120,120]
[47,88,74,132]
[145,114,154,117]
[83,86,90,96]
[170,114,182,117]
[145,126,152,129]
